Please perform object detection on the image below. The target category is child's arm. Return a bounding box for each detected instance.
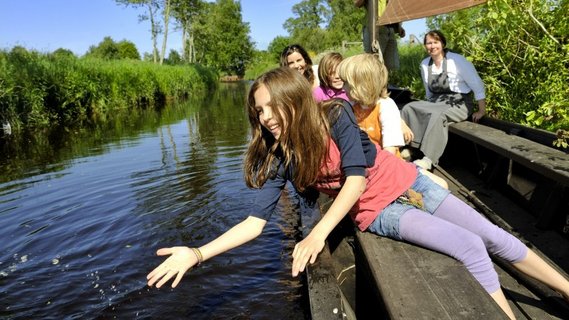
[379,99,405,154]
[401,119,414,144]
[291,175,365,276]
[147,216,266,288]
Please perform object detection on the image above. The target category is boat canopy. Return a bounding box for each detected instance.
[377,0,488,25]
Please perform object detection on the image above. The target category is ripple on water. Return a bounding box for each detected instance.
[0,90,307,319]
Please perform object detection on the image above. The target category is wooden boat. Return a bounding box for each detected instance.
[303,117,569,319]
[302,1,569,318]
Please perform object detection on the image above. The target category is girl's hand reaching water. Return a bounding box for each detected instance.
[147,246,199,288]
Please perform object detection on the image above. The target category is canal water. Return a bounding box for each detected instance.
[0,83,308,319]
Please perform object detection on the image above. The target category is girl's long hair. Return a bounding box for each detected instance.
[244,67,329,192]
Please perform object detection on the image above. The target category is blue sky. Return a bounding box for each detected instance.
[0,0,426,55]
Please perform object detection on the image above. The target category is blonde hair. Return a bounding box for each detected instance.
[317,52,343,89]
[244,67,329,192]
[337,53,389,106]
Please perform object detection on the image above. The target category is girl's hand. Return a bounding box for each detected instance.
[147,246,198,288]
[291,234,325,277]
[401,120,414,144]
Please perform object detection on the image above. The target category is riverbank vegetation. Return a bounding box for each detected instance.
[426,0,568,133]
[0,47,217,130]
[247,0,567,137]
[2,0,566,139]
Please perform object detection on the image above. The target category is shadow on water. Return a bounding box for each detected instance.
[0,82,308,319]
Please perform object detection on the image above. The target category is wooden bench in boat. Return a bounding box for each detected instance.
[302,121,569,319]
[305,166,569,319]
[305,196,508,319]
[447,121,569,229]
[448,121,569,187]
[354,230,507,319]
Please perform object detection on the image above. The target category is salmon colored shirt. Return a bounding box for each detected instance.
[314,138,416,231]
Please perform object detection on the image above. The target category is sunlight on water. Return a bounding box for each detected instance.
[0,83,307,319]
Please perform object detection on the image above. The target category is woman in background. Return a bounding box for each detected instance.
[280,44,319,88]
[401,30,486,170]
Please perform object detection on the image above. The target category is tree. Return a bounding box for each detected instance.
[116,0,169,64]
[159,0,172,64]
[267,36,292,62]
[170,0,203,63]
[85,37,140,60]
[117,40,141,59]
[281,0,363,52]
[193,0,254,76]
[166,49,182,65]
[324,0,365,47]
[51,48,76,59]
[85,37,120,59]
[283,0,329,52]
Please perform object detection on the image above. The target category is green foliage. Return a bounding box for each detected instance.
[267,36,293,63]
[283,0,364,52]
[243,50,279,80]
[170,0,203,63]
[192,0,254,76]
[323,0,365,48]
[388,44,426,98]
[85,36,121,59]
[51,48,76,59]
[85,37,141,60]
[117,40,141,59]
[0,47,217,130]
[166,49,183,65]
[426,0,569,133]
[284,0,329,51]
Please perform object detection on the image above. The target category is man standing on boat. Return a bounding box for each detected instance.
[354,0,405,71]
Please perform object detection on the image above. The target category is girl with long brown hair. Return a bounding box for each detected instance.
[147,67,569,319]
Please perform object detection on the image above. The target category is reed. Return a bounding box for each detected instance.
[388,43,426,99]
[0,47,218,130]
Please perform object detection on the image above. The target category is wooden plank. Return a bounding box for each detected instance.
[306,165,568,319]
[449,122,569,187]
[496,261,566,320]
[435,166,569,319]
[305,247,347,320]
[301,196,348,320]
[355,231,507,319]
[479,117,561,151]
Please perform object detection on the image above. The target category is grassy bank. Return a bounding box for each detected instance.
[0,47,218,130]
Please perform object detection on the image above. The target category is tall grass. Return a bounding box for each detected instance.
[388,43,426,99]
[0,47,218,130]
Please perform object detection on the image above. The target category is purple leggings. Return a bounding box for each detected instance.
[399,194,528,293]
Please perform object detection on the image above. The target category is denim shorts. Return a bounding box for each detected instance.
[368,170,451,240]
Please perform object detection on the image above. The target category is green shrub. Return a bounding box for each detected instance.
[0,47,218,130]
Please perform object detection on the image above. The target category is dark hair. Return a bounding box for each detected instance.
[279,44,315,84]
[423,30,447,48]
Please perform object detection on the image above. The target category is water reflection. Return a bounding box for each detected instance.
[0,82,307,319]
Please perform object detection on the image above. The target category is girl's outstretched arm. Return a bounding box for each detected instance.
[291,175,366,276]
[147,216,267,288]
